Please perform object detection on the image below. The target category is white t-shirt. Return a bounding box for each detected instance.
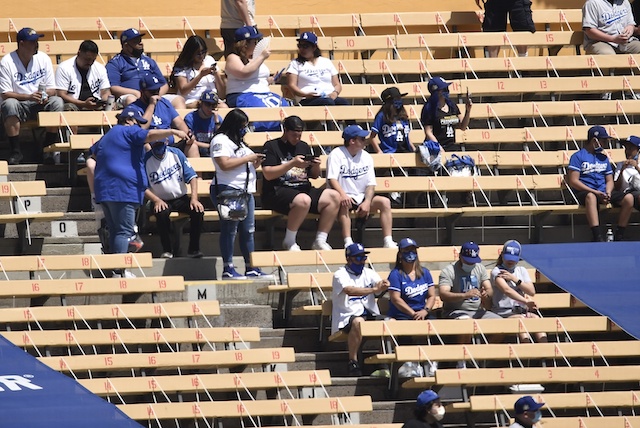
[490,265,532,316]
[173,55,218,104]
[211,134,257,193]
[614,161,640,193]
[55,55,110,100]
[331,266,382,334]
[286,57,338,103]
[226,62,270,94]
[326,146,377,204]
[0,51,55,95]
[220,0,256,28]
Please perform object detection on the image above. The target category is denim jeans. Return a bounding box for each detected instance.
[210,184,255,265]
[101,201,138,254]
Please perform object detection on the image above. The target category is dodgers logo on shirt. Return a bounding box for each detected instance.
[580,161,608,174]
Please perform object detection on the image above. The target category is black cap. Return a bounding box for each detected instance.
[283,116,304,131]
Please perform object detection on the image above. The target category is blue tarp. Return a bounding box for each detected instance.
[522,242,640,340]
[0,335,142,428]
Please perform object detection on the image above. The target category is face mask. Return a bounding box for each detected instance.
[346,262,364,276]
[432,405,445,421]
[401,251,417,263]
[239,126,249,137]
[461,263,474,273]
[499,263,515,273]
[130,47,144,58]
[594,146,604,153]
[393,99,404,109]
[151,143,167,158]
[531,410,542,423]
[634,154,639,161]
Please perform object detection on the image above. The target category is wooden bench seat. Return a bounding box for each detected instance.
[0,252,152,273]
[80,369,332,396]
[0,300,220,324]
[535,416,640,428]
[469,390,640,412]
[118,396,372,420]
[41,347,295,373]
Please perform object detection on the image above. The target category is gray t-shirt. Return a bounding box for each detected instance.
[220,0,256,29]
[582,0,636,48]
[438,261,489,313]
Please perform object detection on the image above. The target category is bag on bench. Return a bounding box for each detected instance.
[418,140,443,173]
[445,154,477,177]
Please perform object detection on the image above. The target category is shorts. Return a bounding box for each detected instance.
[611,190,640,210]
[264,186,324,215]
[574,190,626,207]
[446,308,502,320]
[340,311,384,333]
[482,0,535,33]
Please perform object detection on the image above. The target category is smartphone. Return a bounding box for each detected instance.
[303,155,318,162]
[95,99,108,106]
[273,68,285,82]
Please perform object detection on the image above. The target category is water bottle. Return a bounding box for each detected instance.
[38,82,48,104]
[606,225,614,242]
[469,275,480,301]
[105,95,115,111]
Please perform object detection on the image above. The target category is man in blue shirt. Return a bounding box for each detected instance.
[129,73,198,157]
[567,125,634,241]
[184,90,223,157]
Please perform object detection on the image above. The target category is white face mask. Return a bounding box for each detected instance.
[531,410,542,423]
[461,263,474,273]
[432,405,445,421]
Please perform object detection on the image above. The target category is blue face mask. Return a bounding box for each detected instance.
[393,99,404,109]
[531,410,542,423]
[401,251,417,263]
[239,126,249,137]
[346,262,365,276]
[151,143,167,158]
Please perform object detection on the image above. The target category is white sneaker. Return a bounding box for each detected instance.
[427,361,438,377]
[383,240,398,249]
[311,240,332,251]
[456,360,467,370]
[283,241,301,251]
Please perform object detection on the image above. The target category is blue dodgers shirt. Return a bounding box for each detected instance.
[184,111,222,144]
[568,147,612,193]
[105,53,167,90]
[371,111,412,153]
[90,125,149,204]
[387,267,435,320]
[130,98,179,145]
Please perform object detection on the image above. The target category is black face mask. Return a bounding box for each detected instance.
[130,47,144,58]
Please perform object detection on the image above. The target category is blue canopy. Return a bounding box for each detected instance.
[522,242,640,340]
[0,335,142,427]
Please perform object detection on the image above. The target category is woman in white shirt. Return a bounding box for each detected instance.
[286,32,348,106]
[171,35,228,109]
[209,108,269,280]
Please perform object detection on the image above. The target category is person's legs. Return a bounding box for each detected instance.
[285,192,312,247]
[337,205,352,246]
[585,42,618,55]
[347,317,365,362]
[101,201,137,254]
[173,194,204,254]
[153,201,174,254]
[509,0,535,55]
[221,28,237,58]
[371,195,395,246]
[1,99,31,164]
[583,192,601,227]
[238,194,256,264]
[315,188,340,234]
[481,0,508,58]
[612,191,634,240]
[619,40,640,54]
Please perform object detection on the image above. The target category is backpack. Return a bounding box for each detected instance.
[445,154,477,177]
[418,140,442,173]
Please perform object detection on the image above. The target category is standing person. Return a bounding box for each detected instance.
[220,0,256,58]
[401,390,446,428]
[55,40,111,111]
[421,76,472,152]
[614,136,640,237]
[476,0,535,57]
[491,240,547,343]
[331,243,389,376]
[582,0,640,55]
[261,116,340,251]
[285,31,347,106]
[566,126,633,242]
[210,109,271,279]
[91,106,187,265]
[326,124,396,249]
[144,139,204,259]
[510,396,544,428]
[184,90,224,157]
[368,87,414,154]
[0,27,64,165]
[171,35,228,109]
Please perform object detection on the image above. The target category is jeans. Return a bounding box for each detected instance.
[210,184,255,265]
[101,201,138,254]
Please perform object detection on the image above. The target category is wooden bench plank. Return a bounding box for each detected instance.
[470,391,640,412]
[40,347,295,372]
[0,212,64,223]
[80,370,332,396]
[0,180,47,197]
[0,252,152,272]
[539,416,640,428]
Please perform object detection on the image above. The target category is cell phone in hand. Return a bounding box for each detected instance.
[95,99,108,106]
[273,68,285,82]
[303,155,318,162]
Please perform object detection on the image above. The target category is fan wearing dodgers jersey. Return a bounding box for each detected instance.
[143,140,204,259]
[326,124,397,249]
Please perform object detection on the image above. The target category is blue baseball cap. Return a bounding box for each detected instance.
[399,238,419,250]
[297,31,318,45]
[460,241,481,264]
[117,105,148,124]
[587,125,610,141]
[514,396,544,415]
[502,240,521,262]
[342,124,369,141]
[234,25,263,42]
[200,90,220,104]
[139,73,164,91]
[416,390,440,407]
[428,76,452,94]
[623,136,640,148]
[120,28,145,44]
[17,28,44,42]
[345,243,369,258]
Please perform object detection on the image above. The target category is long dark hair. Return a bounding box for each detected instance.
[376,99,409,125]
[393,248,424,280]
[424,91,457,124]
[214,108,249,148]
[170,35,208,85]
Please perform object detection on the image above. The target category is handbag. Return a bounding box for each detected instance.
[418,140,442,173]
[215,163,250,221]
[445,154,477,177]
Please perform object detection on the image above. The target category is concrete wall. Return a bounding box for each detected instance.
[4,0,586,18]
